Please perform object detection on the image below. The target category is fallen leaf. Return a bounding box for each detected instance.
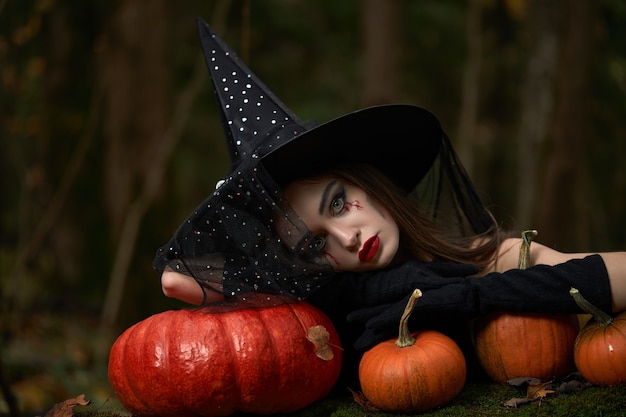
[504,373,591,409]
[504,379,557,408]
[42,394,90,417]
[307,325,334,360]
[527,381,555,400]
[348,388,381,412]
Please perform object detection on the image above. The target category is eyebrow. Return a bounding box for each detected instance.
[318,181,337,215]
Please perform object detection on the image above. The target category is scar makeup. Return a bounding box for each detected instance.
[345,200,363,211]
[324,251,339,267]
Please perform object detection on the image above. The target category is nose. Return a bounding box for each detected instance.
[329,224,359,250]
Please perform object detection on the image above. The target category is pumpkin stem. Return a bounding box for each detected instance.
[518,229,538,270]
[395,289,423,348]
[569,287,614,328]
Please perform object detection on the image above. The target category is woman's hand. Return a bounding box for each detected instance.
[161,268,225,305]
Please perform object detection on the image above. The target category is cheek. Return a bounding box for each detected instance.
[323,242,353,271]
[363,195,385,215]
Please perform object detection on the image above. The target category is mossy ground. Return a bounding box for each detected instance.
[28,379,626,417]
[281,381,626,417]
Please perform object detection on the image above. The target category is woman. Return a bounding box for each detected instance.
[156,20,625,364]
[160,160,626,346]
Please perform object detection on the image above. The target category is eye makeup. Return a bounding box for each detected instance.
[318,181,337,215]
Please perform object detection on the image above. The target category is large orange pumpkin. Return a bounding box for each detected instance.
[359,289,467,413]
[108,297,342,416]
[473,230,579,382]
[570,287,626,386]
[474,311,579,382]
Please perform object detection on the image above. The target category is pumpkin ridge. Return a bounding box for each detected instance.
[285,301,310,336]
[603,321,626,363]
[534,315,554,376]
[426,334,466,399]
[599,330,620,381]
[206,310,239,415]
[167,310,221,415]
[136,313,176,415]
[224,308,273,413]
[156,313,183,412]
[109,322,157,416]
[141,315,187,415]
[579,327,611,383]
[613,316,626,339]
[290,303,341,410]
[256,304,302,412]
[474,313,507,380]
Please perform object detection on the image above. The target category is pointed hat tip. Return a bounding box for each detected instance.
[196,17,307,170]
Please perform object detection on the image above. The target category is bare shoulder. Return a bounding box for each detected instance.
[493,237,522,272]
[477,237,520,274]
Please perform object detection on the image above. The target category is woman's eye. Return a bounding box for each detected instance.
[330,194,345,216]
[312,236,327,251]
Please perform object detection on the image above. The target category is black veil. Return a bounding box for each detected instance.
[154,158,335,304]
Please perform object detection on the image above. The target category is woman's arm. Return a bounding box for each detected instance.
[161,268,225,305]
[494,237,626,311]
[597,252,626,311]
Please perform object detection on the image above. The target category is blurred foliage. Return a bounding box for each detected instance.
[1,313,120,416]
[1,0,626,415]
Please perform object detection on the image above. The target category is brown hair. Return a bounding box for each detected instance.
[291,163,505,272]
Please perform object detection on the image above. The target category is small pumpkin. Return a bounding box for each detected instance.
[358,289,467,413]
[474,230,579,382]
[570,287,626,386]
[108,296,342,416]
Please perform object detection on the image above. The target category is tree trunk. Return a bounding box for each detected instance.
[515,0,560,228]
[455,0,484,178]
[98,0,169,326]
[100,0,169,239]
[360,0,401,105]
[538,0,594,250]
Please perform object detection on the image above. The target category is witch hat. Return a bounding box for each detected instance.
[197,18,445,192]
[198,18,310,170]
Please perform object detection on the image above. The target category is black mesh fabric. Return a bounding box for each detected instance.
[154,159,335,302]
[410,133,495,237]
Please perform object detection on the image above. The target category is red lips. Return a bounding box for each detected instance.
[359,236,380,262]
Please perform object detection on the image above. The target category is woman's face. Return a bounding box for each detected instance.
[283,178,400,272]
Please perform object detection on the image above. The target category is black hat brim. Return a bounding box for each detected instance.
[262,104,443,192]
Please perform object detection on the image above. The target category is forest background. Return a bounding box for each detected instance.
[1,0,625,415]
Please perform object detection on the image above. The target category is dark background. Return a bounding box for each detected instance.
[1,0,625,414]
